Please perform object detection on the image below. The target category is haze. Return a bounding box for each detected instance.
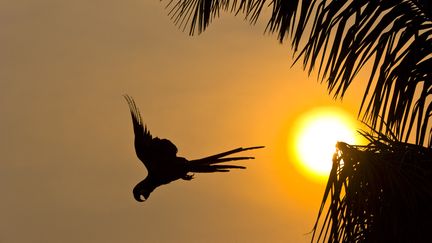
[1,1,366,242]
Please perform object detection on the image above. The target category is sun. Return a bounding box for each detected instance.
[290,107,358,182]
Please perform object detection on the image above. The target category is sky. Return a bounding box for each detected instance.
[1,1,368,242]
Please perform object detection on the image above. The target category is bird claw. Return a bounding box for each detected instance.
[183,174,194,180]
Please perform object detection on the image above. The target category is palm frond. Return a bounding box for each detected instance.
[165,0,268,35]
[312,134,432,242]
[289,0,432,147]
[162,0,432,147]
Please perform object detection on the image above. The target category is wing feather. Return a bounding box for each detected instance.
[124,95,153,167]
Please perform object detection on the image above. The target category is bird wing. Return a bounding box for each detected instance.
[124,95,154,167]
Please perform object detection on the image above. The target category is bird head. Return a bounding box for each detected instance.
[133,179,155,202]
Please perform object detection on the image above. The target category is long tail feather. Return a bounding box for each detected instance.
[190,156,255,165]
[187,146,264,173]
[189,164,246,173]
[189,146,264,164]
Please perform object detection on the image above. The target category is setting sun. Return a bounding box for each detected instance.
[290,107,358,182]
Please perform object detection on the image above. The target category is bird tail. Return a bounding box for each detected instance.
[188,146,264,173]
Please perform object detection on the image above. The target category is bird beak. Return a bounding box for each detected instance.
[133,180,154,202]
[134,195,144,202]
[133,191,145,202]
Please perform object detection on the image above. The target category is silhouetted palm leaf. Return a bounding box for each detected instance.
[165,0,432,147]
[291,0,432,147]
[160,1,432,242]
[166,0,267,34]
[312,135,432,242]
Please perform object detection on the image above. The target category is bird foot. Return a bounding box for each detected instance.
[183,174,194,180]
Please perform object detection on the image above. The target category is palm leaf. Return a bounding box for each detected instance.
[163,0,432,147]
[166,0,268,34]
[312,134,432,242]
[157,2,432,241]
[290,0,432,147]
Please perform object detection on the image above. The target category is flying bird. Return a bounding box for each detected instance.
[124,95,264,202]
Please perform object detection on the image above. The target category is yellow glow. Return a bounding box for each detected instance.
[290,107,357,182]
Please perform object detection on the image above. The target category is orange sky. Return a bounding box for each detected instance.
[1,1,368,242]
